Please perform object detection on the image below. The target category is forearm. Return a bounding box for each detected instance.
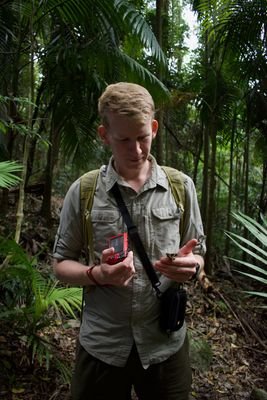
[53,249,135,287]
[53,259,94,286]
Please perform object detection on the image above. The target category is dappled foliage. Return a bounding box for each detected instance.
[0,0,266,398]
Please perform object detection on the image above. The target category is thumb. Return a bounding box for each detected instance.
[102,247,115,263]
[178,238,198,257]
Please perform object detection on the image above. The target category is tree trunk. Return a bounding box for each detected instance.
[193,125,203,184]
[40,121,60,225]
[244,125,250,216]
[204,119,217,275]
[225,110,237,256]
[26,82,46,186]
[14,14,35,244]
[155,0,168,164]
[201,120,209,231]
[200,26,210,231]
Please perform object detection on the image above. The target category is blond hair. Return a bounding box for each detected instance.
[98,82,155,126]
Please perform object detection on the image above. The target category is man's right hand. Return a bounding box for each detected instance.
[92,249,135,287]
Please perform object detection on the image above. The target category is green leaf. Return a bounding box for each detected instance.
[0,120,7,133]
[244,291,267,299]
[225,232,267,260]
[230,258,267,276]
[225,212,267,303]
[233,270,267,285]
[0,161,22,188]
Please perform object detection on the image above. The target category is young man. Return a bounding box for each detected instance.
[53,82,206,400]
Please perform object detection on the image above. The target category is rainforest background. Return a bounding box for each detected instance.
[0,1,266,399]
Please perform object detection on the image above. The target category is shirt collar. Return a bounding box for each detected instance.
[103,154,169,192]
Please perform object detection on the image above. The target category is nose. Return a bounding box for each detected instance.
[131,140,142,155]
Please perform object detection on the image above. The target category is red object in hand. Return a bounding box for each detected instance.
[107,232,128,264]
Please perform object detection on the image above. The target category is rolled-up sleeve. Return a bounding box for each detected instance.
[53,179,84,260]
[180,175,206,257]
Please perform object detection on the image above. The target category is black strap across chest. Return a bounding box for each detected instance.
[110,183,162,297]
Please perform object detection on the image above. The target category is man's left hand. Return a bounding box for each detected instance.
[154,239,202,283]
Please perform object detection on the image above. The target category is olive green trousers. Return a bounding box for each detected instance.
[71,335,191,400]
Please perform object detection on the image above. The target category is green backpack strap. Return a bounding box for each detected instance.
[80,169,100,263]
[161,166,185,235]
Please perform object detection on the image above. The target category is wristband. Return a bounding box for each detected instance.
[86,265,102,286]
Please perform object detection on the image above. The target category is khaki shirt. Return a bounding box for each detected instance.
[53,155,206,368]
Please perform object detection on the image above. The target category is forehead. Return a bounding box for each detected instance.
[106,112,152,129]
[104,109,152,126]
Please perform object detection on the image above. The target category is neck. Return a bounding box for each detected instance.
[114,160,151,191]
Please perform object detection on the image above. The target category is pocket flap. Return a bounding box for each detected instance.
[91,209,121,223]
[152,207,181,221]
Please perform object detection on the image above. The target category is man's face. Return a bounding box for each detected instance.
[98,113,158,172]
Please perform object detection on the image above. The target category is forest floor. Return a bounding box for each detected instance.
[0,195,266,400]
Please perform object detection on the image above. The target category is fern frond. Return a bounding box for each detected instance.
[225,211,267,303]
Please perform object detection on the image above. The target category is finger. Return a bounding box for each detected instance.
[178,238,198,257]
[126,250,133,262]
[122,274,135,286]
[113,250,133,269]
[102,247,115,263]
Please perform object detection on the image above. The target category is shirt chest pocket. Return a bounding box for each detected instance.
[91,209,123,253]
[151,207,182,255]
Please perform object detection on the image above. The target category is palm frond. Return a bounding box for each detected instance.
[232,270,267,286]
[108,48,170,105]
[114,0,167,67]
[198,0,267,82]
[54,357,73,384]
[244,292,267,304]
[231,212,267,244]
[0,239,34,271]
[225,232,267,263]
[48,286,82,319]
[225,211,267,302]
[29,335,52,370]
[0,161,22,189]
[0,238,82,381]
[229,258,267,278]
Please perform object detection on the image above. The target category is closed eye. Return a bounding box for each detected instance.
[138,135,149,142]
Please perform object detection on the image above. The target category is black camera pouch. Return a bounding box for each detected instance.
[159,286,187,334]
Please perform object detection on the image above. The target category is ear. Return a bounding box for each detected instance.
[151,119,158,139]
[98,125,110,145]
